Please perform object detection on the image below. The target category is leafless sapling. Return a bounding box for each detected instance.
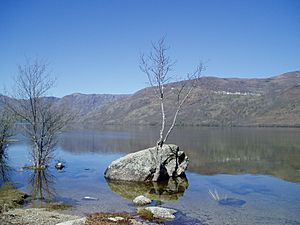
[140,38,203,148]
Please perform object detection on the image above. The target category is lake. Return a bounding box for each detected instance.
[2,127,300,225]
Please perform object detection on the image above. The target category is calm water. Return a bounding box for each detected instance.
[1,127,300,225]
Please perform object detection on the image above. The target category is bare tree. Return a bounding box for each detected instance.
[140,38,203,147]
[2,59,71,169]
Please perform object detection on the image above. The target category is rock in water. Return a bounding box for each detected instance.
[104,144,188,182]
[55,162,65,170]
[144,207,177,220]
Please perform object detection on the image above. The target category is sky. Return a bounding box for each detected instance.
[0,0,299,97]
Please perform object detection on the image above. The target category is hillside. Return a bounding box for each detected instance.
[0,93,129,123]
[57,93,129,117]
[1,71,299,128]
[80,71,300,128]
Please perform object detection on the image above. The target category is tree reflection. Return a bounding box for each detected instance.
[28,168,56,207]
[0,152,11,185]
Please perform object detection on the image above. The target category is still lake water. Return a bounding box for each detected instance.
[2,127,300,225]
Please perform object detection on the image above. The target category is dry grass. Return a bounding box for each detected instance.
[0,182,28,213]
[137,208,154,221]
[84,212,133,225]
[43,202,72,211]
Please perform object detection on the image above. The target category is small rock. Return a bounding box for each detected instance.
[56,217,86,225]
[107,216,124,222]
[133,195,152,205]
[82,196,98,201]
[144,207,177,220]
[55,162,65,170]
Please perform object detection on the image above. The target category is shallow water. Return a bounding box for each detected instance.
[1,127,300,225]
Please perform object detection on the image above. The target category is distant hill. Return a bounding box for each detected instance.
[80,71,300,128]
[0,93,129,124]
[56,93,130,117]
[1,71,300,128]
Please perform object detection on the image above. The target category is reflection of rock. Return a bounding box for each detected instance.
[106,177,188,201]
[104,144,189,182]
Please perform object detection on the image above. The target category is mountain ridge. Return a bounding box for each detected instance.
[80,70,300,128]
[1,71,299,128]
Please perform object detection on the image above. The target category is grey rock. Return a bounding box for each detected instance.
[104,144,188,182]
[55,162,65,170]
[56,217,86,225]
[133,195,152,205]
[144,207,177,220]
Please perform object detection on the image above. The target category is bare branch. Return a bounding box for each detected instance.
[140,39,204,148]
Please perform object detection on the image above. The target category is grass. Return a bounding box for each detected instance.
[0,182,28,213]
[84,212,133,225]
[137,208,154,221]
[42,202,72,211]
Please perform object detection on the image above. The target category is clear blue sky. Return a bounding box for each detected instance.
[0,0,299,97]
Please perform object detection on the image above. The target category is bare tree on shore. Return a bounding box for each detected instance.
[1,59,72,169]
[140,38,203,147]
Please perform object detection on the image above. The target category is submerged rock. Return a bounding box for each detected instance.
[133,195,152,205]
[219,198,246,206]
[104,144,188,182]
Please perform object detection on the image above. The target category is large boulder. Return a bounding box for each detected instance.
[104,144,188,182]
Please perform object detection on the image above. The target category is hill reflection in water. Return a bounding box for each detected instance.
[59,126,300,183]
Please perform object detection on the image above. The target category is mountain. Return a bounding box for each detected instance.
[1,71,299,128]
[0,93,129,124]
[80,71,300,128]
[57,93,130,117]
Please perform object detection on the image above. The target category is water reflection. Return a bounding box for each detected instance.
[106,177,189,202]
[28,168,56,207]
[0,153,11,185]
[59,127,300,183]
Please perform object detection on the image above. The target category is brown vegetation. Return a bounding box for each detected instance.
[84,212,133,225]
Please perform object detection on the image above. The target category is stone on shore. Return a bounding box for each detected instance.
[56,217,86,225]
[104,144,188,182]
[0,208,81,225]
[133,195,152,205]
[107,216,124,222]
